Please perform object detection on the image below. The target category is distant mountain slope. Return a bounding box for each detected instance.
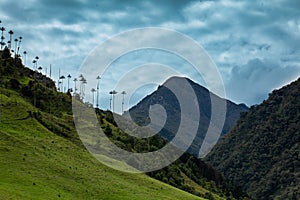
[205,77,300,199]
[95,111,246,199]
[127,76,248,157]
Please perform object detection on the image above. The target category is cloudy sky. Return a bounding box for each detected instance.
[1,0,300,112]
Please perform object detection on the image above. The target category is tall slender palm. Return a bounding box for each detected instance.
[58,81,62,91]
[58,68,61,90]
[35,56,39,66]
[109,91,113,110]
[67,74,71,92]
[121,91,127,114]
[60,75,65,92]
[32,60,36,70]
[79,75,85,97]
[73,78,78,94]
[82,78,87,98]
[23,51,27,65]
[0,36,5,50]
[91,88,96,107]
[16,36,22,55]
[14,38,18,56]
[38,66,42,73]
[111,90,117,113]
[79,78,87,100]
[8,30,13,49]
[0,26,5,50]
[7,40,11,49]
[96,76,101,108]
[0,38,5,49]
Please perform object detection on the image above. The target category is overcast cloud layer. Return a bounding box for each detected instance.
[0,0,299,110]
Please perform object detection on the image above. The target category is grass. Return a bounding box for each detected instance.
[0,89,204,200]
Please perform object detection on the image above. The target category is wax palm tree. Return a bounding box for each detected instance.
[79,75,84,97]
[14,38,18,56]
[91,88,96,107]
[8,30,13,49]
[32,60,36,70]
[82,78,87,99]
[73,78,78,94]
[96,76,101,108]
[38,66,42,73]
[0,26,5,50]
[121,91,126,114]
[35,56,39,65]
[16,36,22,55]
[0,36,5,49]
[67,74,71,92]
[110,90,117,113]
[109,91,113,110]
[79,75,87,99]
[23,51,27,65]
[60,75,65,92]
[58,81,62,91]
[7,40,11,49]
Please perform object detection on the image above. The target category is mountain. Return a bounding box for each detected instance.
[127,76,249,158]
[205,77,300,199]
[0,48,246,199]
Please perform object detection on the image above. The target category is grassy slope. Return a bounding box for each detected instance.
[0,89,203,200]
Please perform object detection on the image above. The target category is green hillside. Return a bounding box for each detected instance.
[205,78,300,199]
[0,48,208,200]
[0,85,205,200]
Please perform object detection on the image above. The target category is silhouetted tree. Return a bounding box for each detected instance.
[109,91,113,110]
[121,91,126,114]
[8,30,13,50]
[35,56,39,66]
[23,51,27,65]
[60,75,65,92]
[0,26,5,50]
[91,88,96,107]
[16,36,22,55]
[110,90,117,112]
[14,38,18,56]
[73,78,78,94]
[38,66,42,73]
[67,74,71,92]
[96,75,101,108]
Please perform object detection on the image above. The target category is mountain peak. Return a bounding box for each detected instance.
[129,76,248,158]
[162,76,208,91]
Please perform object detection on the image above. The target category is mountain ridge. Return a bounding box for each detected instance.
[127,76,249,158]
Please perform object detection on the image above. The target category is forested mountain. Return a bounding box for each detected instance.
[127,76,248,158]
[205,77,300,199]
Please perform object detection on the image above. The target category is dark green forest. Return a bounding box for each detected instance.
[205,77,300,199]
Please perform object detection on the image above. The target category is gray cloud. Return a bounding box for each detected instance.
[0,0,299,107]
[227,58,300,105]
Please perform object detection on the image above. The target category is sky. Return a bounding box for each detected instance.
[0,0,300,112]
